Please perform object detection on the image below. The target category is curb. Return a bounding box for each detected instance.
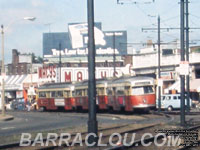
[0,115,14,121]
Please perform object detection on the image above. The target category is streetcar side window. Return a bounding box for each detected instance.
[97,87,104,95]
[50,91,63,98]
[64,91,70,98]
[51,91,56,97]
[39,92,46,98]
[124,86,130,95]
[57,91,63,97]
[107,88,113,96]
[117,90,124,95]
[84,89,88,96]
[76,90,82,97]
[72,91,75,97]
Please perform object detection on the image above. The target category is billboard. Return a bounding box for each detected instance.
[43,22,127,57]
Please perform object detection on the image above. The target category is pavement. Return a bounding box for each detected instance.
[0,114,14,121]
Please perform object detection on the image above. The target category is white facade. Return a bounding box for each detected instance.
[19,54,32,63]
[133,52,200,71]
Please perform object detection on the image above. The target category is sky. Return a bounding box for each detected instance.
[1,0,200,63]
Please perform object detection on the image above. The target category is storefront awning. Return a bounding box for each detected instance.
[0,75,28,91]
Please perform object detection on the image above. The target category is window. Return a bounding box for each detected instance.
[144,86,153,94]
[166,96,171,100]
[173,96,177,100]
[117,90,124,95]
[107,88,112,96]
[57,91,63,97]
[51,91,56,97]
[39,92,46,98]
[76,90,82,96]
[162,49,173,55]
[50,91,63,98]
[132,87,144,95]
[132,86,153,95]
[64,91,70,97]
[97,88,104,95]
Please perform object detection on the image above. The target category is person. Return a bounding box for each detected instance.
[26,100,31,111]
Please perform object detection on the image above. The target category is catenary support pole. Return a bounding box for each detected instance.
[158,15,161,112]
[180,0,186,126]
[185,0,190,113]
[1,25,5,116]
[87,0,98,146]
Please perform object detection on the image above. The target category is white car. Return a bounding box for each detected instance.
[156,94,192,111]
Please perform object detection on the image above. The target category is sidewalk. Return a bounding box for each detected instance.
[0,114,14,121]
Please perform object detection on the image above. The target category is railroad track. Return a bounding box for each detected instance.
[104,124,200,150]
[0,112,173,150]
[0,123,130,150]
[163,111,200,116]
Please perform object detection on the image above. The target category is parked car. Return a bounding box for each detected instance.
[11,99,26,111]
[156,94,192,111]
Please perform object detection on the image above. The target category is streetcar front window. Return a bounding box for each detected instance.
[132,86,153,95]
[143,86,153,94]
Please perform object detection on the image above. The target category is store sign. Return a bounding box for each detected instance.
[38,64,132,83]
[179,61,189,75]
[16,91,23,98]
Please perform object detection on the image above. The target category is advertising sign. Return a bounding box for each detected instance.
[43,22,127,57]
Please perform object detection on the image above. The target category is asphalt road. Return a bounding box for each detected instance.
[0,111,135,136]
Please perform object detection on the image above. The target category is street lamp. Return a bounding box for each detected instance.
[1,17,36,116]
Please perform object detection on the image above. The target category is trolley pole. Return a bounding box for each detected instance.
[1,25,5,116]
[185,0,190,113]
[87,0,98,146]
[180,0,186,126]
[157,15,161,113]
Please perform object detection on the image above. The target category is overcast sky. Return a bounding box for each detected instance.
[1,0,200,63]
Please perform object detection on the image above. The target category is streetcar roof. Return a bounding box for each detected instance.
[110,76,154,85]
[38,82,74,89]
[74,78,110,89]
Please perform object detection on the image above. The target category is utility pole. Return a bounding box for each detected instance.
[180,0,185,126]
[87,0,98,146]
[157,16,161,112]
[59,43,62,83]
[185,0,190,113]
[141,16,162,112]
[113,33,116,77]
[1,25,5,116]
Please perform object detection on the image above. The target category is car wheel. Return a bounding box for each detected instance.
[167,106,173,111]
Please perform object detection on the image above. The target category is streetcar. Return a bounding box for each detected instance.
[73,78,109,111]
[37,82,75,111]
[36,76,156,112]
[107,76,156,112]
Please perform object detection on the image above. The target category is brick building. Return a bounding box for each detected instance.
[7,49,32,75]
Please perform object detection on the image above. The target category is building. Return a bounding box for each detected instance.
[43,22,128,67]
[7,49,42,75]
[132,44,200,98]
